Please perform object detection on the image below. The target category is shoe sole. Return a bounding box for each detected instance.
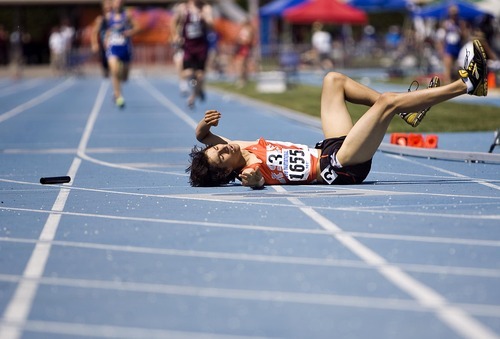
[472,39,488,96]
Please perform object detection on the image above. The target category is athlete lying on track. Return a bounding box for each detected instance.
[187,40,488,189]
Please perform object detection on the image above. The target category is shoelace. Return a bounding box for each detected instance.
[464,49,470,69]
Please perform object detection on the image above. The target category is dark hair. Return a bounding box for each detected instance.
[194,0,206,9]
[186,145,239,187]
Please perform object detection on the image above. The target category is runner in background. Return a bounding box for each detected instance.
[170,2,189,96]
[436,5,466,84]
[233,19,254,88]
[91,0,112,78]
[171,0,214,109]
[104,0,140,108]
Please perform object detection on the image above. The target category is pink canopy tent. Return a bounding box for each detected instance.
[284,0,368,24]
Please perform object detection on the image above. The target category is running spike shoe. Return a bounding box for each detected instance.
[116,96,125,109]
[458,39,488,96]
[399,75,441,128]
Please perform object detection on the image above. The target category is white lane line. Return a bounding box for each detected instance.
[136,75,197,129]
[76,81,109,155]
[272,185,499,339]
[0,81,107,339]
[1,146,190,154]
[2,236,500,278]
[0,275,434,313]
[386,154,500,191]
[76,152,184,175]
[373,170,500,181]
[22,320,264,339]
[0,79,43,98]
[333,206,500,220]
[0,158,81,339]
[2,178,499,213]
[2,274,500,318]
[9,176,500,200]
[71,79,188,176]
[0,78,75,124]
[2,205,500,248]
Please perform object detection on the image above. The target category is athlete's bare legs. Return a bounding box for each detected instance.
[325,73,468,166]
[108,56,122,100]
[320,72,381,138]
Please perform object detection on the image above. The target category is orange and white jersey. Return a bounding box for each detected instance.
[243,138,319,185]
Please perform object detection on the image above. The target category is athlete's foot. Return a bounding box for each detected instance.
[197,88,205,102]
[458,39,488,96]
[399,76,441,127]
[187,96,195,110]
[179,80,189,97]
[115,96,125,109]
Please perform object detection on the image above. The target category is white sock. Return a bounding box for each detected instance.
[462,77,474,93]
[180,80,188,92]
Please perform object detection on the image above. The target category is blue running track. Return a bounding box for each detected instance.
[0,71,499,339]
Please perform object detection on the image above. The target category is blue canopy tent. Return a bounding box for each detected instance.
[259,0,307,53]
[348,0,411,13]
[412,0,486,20]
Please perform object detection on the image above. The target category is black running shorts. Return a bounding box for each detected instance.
[315,136,372,185]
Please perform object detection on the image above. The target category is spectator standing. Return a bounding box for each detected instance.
[0,25,8,65]
[49,25,65,76]
[60,18,75,71]
[311,22,333,70]
[9,28,22,78]
[437,5,466,84]
[91,0,112,77]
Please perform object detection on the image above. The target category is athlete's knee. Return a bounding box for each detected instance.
[322,72,347,91]
[374,92,397,115]
[195,70,205,79]
[323,71,345,84]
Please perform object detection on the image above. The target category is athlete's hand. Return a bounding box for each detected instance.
[204,110,221,127]
[240,167,265,189]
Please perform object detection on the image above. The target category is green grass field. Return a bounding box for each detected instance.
[209,81,500,133]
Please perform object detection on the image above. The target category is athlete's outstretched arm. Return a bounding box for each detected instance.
[196,110,231,145]
[240,167,265,188]
[91,15,103,53]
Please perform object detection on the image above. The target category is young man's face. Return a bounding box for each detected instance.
[103,0,112,12]
[113,0,124,10]
[205,144,242,173]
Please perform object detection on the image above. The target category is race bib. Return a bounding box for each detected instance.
[109,31,126,45]
[266,145,311,181]
[446,31,460,45]
[186,22,203,39]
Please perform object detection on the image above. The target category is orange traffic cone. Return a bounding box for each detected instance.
[424,134,438,148]
[408,134,424,148]
[488,72,496,89]
[390,133,408,146]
